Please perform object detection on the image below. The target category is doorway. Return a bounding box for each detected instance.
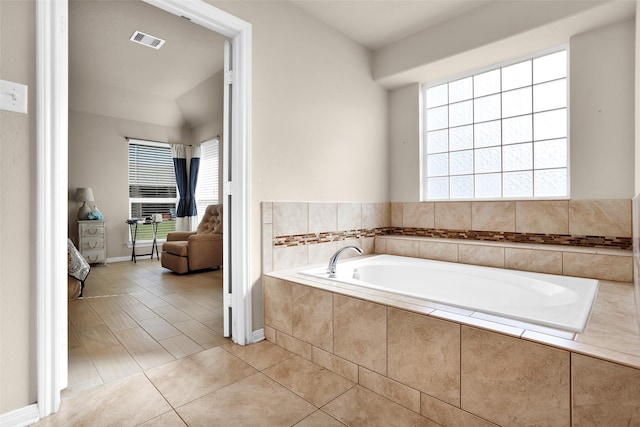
[37,0,252,418]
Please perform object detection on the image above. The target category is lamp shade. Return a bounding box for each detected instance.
[75,188,94,202]
[76,188,94,220]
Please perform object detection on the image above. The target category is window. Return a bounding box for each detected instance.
[195,137,220,222]
[423,48,568,200]
[128,139,177,240]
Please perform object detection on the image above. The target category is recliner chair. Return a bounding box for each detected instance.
[161,204,223,274]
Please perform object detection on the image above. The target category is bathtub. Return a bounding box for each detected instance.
[300,254,599,333]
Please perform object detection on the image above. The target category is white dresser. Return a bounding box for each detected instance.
[77,220,107,265]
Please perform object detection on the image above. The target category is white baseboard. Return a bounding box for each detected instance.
[251,328,265,343]
[0,404,39,427]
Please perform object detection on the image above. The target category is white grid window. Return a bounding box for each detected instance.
[195,137,220,223]
[423,48,568,200]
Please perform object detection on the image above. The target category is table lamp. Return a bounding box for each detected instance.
[75,188,94,220]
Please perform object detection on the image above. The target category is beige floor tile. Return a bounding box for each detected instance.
[61,377,104,401]
[177,372,316,427]
[145,346,257,407]
[67,347,100,387]
[222,340,295,371]
[68,300,103,330]
[264,356,356,407]
[98,309,139,332]
[159,334,204,359]
[294,410,347,426]
[322,385,437,427]
[200,333,230,349]
[134,291,171,308]
[90,344,142,383]
[110,294,141,307]
[77,324,120,353]
[114,327,162,355]
[202,316,224,334]
[134,348,176,370]
[153,304,193,323]
[137,411,187,426]
[173,319,223,345]
[68,324,82,349]
[35,373,171,426]
[138,316,182,341]
[86,297,123,315]
[120,302,158,322]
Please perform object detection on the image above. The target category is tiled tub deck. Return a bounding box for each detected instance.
[263,243,640,426]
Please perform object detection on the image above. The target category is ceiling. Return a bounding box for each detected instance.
[69,0,495,111]
[290,0,491,50]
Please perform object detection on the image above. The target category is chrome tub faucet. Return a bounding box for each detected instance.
[327,245,362,278]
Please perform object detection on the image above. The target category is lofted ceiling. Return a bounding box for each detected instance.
[69,0,496,112]
[289,0,491,50]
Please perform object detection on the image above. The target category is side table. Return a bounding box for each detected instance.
[126,219,160,263]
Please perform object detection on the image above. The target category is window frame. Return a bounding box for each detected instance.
[127,138,178,243]
[420,45,570,202]
[195,136,220,223]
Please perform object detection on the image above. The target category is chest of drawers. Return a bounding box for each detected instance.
[77,220,107,264]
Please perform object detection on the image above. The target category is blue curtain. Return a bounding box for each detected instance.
[187,145,201,217]
[171,144,189,218]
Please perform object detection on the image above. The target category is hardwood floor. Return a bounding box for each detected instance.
[66,258,228,399]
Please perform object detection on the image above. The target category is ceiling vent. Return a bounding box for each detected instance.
[129,31,165,50]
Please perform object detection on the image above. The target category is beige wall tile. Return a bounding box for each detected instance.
[322,386,434,427]
[374,237,387,254]
[563,252,633,282]
[391,202,403,227]
[387,308,460,406]
[273,245,308,271]
[472,201,516,232]
[572,353,640,425]
[419,241,458,262]
[461,327,570,427]
[403,202,435,228]
[262,223,273,273]
[264,325,276,343]
[358,366,421,413]
[504,248,563,275]
[516,200,569,234]
[262,201,273,224]
[421,393,498,427]
[385,238,420,258]
[458,245,504,268]
[569,199,631,237]
[309,202,338,233]
[292,285,333,352]
[435,202,472,230]
[338,203,362,231]
[273,202,308,236]
[308,241,338,266]
[333,295,387,374]
[276,330,312,359]
[263,277,292,334]
[311,346,359,383]
[361,237,376,254]
[362,202,390,229]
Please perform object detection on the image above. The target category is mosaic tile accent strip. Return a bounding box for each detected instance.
[273,229,387,247]
[273,228,632,251]
[391,228,632,250]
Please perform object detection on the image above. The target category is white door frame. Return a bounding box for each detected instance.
[36,0,252,418]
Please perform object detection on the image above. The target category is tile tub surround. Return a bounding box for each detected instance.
[263,199,633,275]
[263,271,640,426]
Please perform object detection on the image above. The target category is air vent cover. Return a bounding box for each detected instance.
[129,31,165,49]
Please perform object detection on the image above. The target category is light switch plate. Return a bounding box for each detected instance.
[1,79,28,114]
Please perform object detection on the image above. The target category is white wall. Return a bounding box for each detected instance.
[388,19,636,202]
[0,0,37,414]
[211,0,389,329]
[389,84,420,202]
[570,19,635,199]
[68,110,187,258]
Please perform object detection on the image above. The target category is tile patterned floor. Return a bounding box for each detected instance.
[36,259,438,426]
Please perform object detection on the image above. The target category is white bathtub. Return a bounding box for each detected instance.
[300,254,599,333]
